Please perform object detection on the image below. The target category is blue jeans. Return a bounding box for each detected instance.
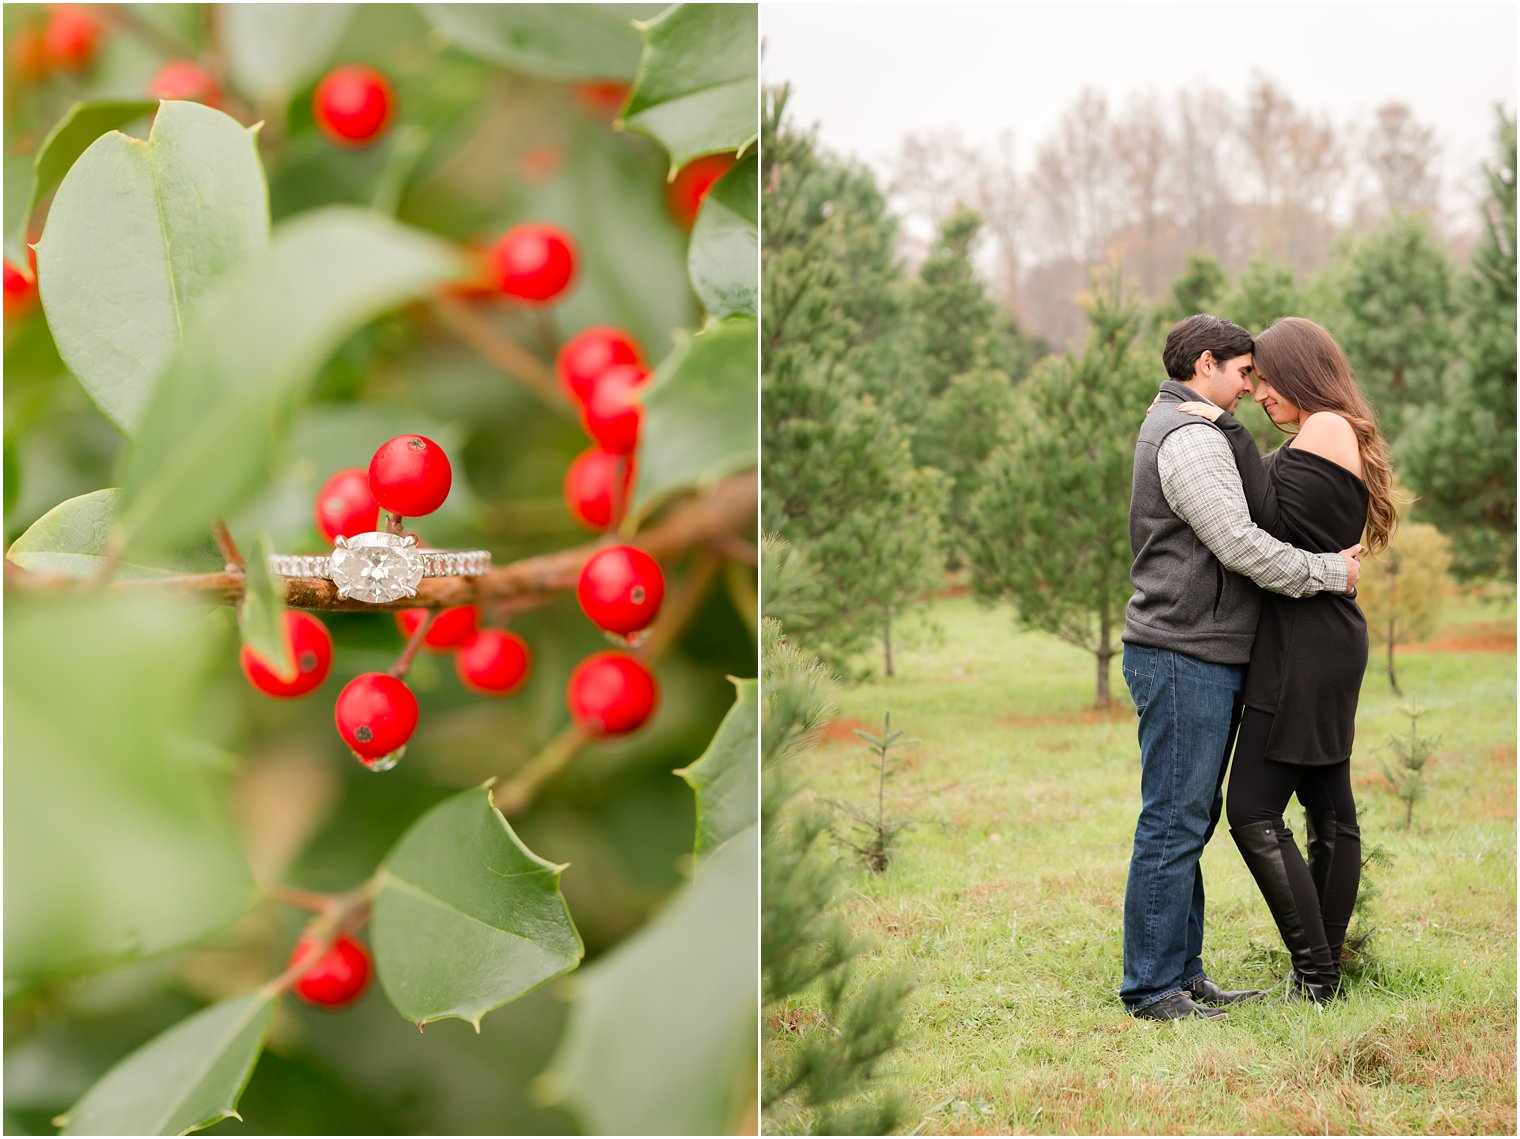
[1119,643,1244,1012]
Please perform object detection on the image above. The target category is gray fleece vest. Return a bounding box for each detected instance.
[1122,381,1260,665]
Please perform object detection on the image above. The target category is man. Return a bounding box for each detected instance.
[1120,314,1362,1021]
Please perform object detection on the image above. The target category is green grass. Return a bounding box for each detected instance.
[771,589,1516,1135]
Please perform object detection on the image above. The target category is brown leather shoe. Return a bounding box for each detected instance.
[1188,976,1265,1005]
[1131,992,1228,1020]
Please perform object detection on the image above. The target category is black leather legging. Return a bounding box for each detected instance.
[1226,707,1362,964]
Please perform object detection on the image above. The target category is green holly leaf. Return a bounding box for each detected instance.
[58,992,276,1136]
[675,677,758,859]
[237,534,291,679]
[623,4,759,171]
[419,4,658,80]
[113,207,461,560]
[5,489,220,579]
[544,827,758,1135]
[223,5,355,106]
[688,152,757,319]
[631,315,758,518]
[4,593,256,985]
[35,102,270,435]
[3,98,158,267]
[371,786,583,1028]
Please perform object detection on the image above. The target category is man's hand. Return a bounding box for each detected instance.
[1338,544,1364,592]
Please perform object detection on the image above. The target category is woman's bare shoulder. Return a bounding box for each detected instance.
[1291,412,1361,476]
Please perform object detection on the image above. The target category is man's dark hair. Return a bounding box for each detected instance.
[1162,314,1254,382]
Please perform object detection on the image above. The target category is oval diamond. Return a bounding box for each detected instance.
[330,532,424,604]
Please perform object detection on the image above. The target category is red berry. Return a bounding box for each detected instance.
[43,5,102,71]
[313,64,394,147]
[456,630,531,696]
[577,546,664,636]
[666,153,736,229]
[368,435,452,517]
[396,605,479,651]
[4,257,36,322]
[579,365,645,454]
[557,327,644,405]
[575,81,630,120]
[492,223,576,303]
[335,673,418,760]
[314,467,380,542]
[564,448,634,531]
[148,60,222,108]
[567,651,657,736]
[240,611,334,699]
[290,934,371,1008]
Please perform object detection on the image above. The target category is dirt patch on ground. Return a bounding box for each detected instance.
[1403,621,1515,654]
[816,717,877,743]
[998,705,1133,728]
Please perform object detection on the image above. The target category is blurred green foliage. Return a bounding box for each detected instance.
[4,4,758,1135]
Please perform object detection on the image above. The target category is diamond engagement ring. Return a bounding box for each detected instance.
[269,531,491,604]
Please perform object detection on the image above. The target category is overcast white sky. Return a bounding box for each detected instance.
[763,2,1517,217]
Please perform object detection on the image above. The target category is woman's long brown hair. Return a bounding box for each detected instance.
[1253,317,1399,554]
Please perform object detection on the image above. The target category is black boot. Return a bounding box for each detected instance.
[1279,971,1340,1005]
[1231,820,1341,1000]
[1305,808,1361,972]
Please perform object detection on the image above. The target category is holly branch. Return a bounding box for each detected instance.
[5,472,756,614]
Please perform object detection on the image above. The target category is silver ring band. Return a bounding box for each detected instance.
[267,549,492,580]
[268,531,490,604]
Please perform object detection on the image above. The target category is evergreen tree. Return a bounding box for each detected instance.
[919,366,1019,564]
[966,268,1152,707]
[908,208,1046,564]
[761,539,907,1135]
[1223,255,1303,335]
[763,87,948,674]
[913,207,999,400]
[1398,108,1516,575]
[994,310,1051,380]
[1328,214,1460,433]
[1156,251,1227,324]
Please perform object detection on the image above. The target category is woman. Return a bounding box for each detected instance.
[1178,316,1398,1004]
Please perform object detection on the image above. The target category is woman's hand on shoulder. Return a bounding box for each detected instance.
[1175,401,1223,422]
[1293,411,1362,475]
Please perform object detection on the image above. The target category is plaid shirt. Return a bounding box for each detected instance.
[1157,420,1348,597]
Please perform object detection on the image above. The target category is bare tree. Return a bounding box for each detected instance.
[967,129,1025,310]
[1172,85,1240,261]
[889,127,1026,311]
[1360,102,1442,226]
[1113,93,1171,295]
[890,129,977,237]
[1028,88,1124,266]
[1241,75,1297,211]
[1280,110,1345,271]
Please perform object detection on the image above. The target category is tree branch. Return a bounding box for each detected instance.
[430,294,566,413]
[213,518,244,571]
[8,472,756,613]
[391,610,435,679]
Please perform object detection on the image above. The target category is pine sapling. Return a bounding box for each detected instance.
[1380,696,1440,828]
[832,712,914,873]
[1342,815,1392,977]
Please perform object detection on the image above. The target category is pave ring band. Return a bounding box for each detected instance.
[269,531,491,604]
